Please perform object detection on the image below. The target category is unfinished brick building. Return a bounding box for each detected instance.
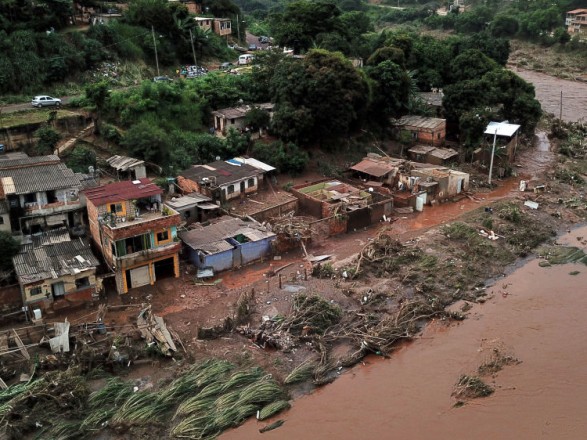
[84,179,181,294]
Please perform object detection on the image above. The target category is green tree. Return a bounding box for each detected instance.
[0,231,19,272]
[252,141,309,175]
[449,49,498,83]
[85,81,110,135]
[244,107,271,131]
[121,121,171,164]
[270,50,369,145]
[270,0,343,52]
[34,126,60,155]
[65,145,96,173]
[490,15,519,37]
[366,60,411,122]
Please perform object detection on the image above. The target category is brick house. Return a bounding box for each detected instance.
[12,228,100,312]
[212,104,274,137]
[395,115,446,146]
[83,179,181,294]
[213,18,232,37]
[177,159,266,203]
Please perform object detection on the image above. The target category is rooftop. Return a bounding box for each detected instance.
[211,103,273,120]
[19,227,71,252]
[0,157,84,195]
[84,178,162,206]
[296,180,371,203]
[485,121,521,138]
[106,155,145,171]
[0,154,61,170]
[165,193,217,211]
[395,115,446,131]
[13,238,100,285]
[179,160,262,187]
[409,146,458,160]
[417,92,444,107]
[179,216,275,255]
[350,157,397,177]
[232,157,276,172]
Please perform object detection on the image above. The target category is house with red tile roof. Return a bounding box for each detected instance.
[83,179,181,294]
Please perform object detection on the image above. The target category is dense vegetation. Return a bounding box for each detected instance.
[0,0,239,95]
[3,0,554,176]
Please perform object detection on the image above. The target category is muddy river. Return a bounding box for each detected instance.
[512,67,587,122]
[223,225,587,440]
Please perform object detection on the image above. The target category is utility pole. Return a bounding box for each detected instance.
[151,26,160,76]
[488,128,498,185]
[236,14,240,44]
[559,90,563,120]
[189,29,198,67]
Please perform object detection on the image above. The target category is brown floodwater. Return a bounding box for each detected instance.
[223,225,587,440]
[512,68,587,122]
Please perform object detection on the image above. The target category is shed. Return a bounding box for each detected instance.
[106,155,147,180]
[165,193,220,223]
[408,146,459,166]
[179,216,276,272]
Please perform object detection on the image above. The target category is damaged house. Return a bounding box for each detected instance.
[179,216,276,274]
[177,159,267,203]
[106,155,147,180]
[84,179,181,294]
[394,115,446,146]
[291,179,394,235]
[12,228,100,312]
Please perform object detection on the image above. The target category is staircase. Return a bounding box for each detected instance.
[53,122,95,156]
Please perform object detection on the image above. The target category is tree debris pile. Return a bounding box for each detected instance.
[478,348,521,376]
[0,359,290,440]
[452,375,494,400]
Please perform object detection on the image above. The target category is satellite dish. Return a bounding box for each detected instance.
[88,165,95,173]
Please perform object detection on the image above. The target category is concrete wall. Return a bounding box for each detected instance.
[0,115,90,151]
[0,213,10,233]
[22,270,97,309]
[247,198,298,222]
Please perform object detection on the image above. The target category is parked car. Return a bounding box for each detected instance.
[220,62,234,70]
[31,95,61,108]
[238,54,255,65]
[258,36,270,44]
[153,76,172,82]
[248,44,258,51]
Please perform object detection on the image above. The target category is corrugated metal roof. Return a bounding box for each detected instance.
[106,155,145,171]
[428,148,459,160]
[19,227,71,252]
[395,115,446,131]
[485,121,521,138]
[350,158,396,177]
[13,238,100,285]
[179,216,275,254]
[179,160,261,187]
[0,162,83,194]
[0,154,60,170]
[166,193,213,210]
[233,157,276,172]
[408,145,436,155]
[83,178,162,206]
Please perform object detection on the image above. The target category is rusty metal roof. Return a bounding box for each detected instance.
[211,103,273,120]
[395,115,446,131]
[83,178,162,206]
[350,158,396,177]
[179,160,261,187]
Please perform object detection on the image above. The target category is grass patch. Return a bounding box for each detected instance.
[0,109,80,129]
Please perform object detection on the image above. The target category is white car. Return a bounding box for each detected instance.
[31,95,61,108]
